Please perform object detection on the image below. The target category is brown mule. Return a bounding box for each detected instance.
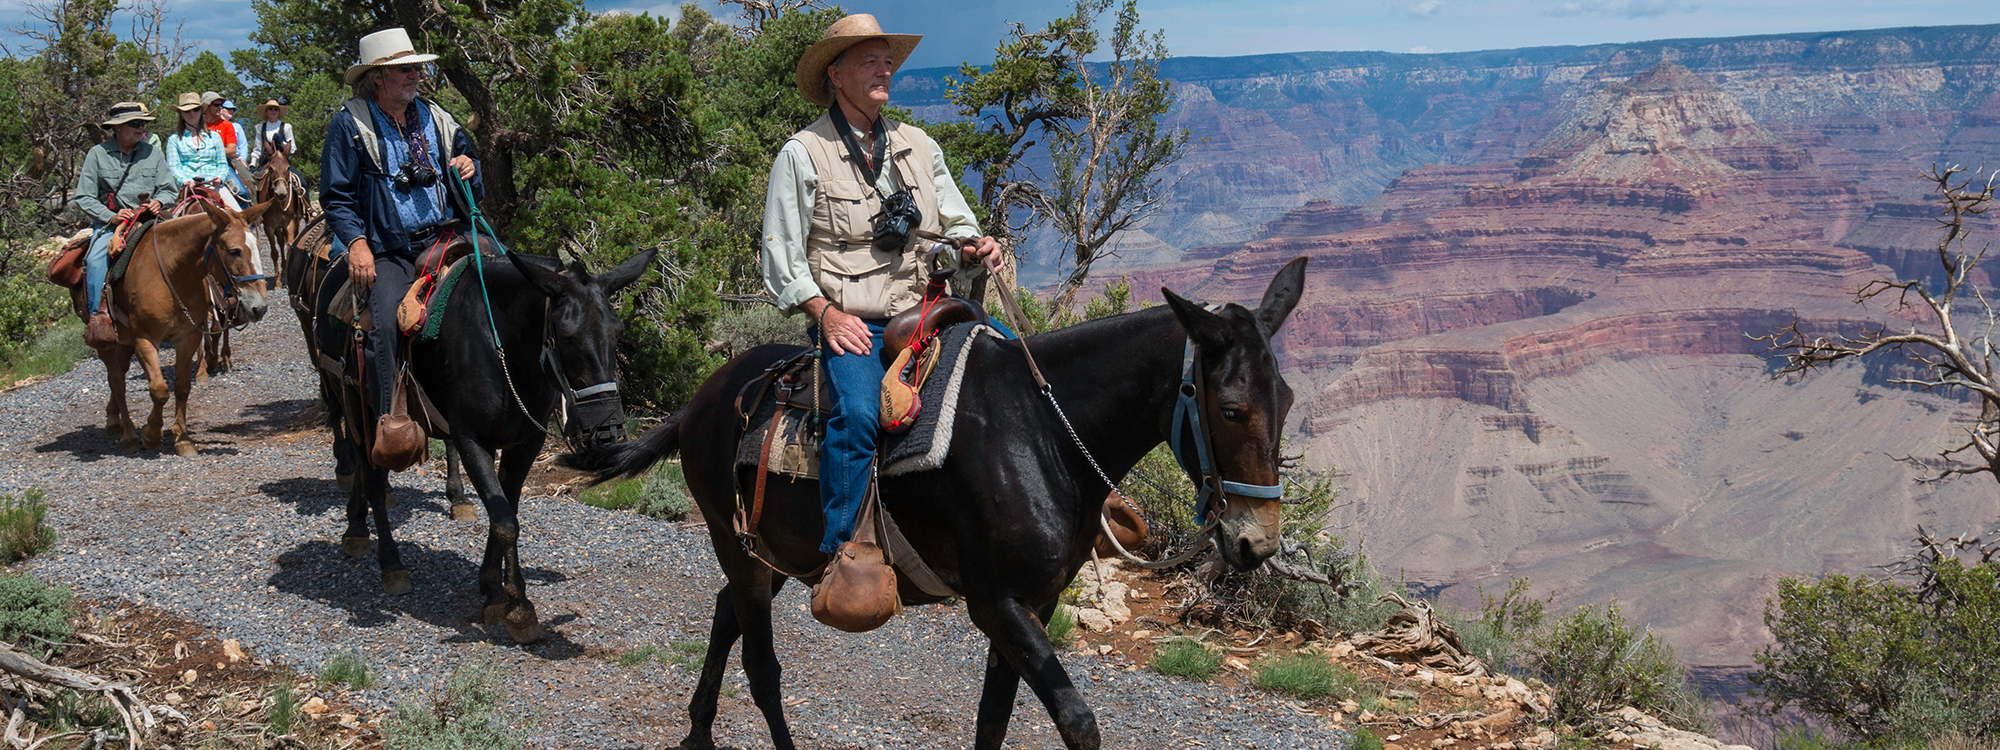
[253,142,307,288]
[95,199,272,455]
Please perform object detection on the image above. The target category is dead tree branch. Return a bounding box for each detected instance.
[0,642,154,750]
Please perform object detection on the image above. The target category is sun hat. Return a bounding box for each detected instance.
[200,91,224,106]
[260,98,289,117]
[345,27,440,85]
[101,102,155,127]
[220,100,238,111]
[174,92,204,112]
[793,14,920,109]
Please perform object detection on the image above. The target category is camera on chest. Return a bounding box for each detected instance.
[393,159,438,192]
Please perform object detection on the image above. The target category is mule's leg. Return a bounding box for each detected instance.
[457,439,538,642]
[340,460,372,560]
[102,345,139,449]
[169,333,198,456]
[968,597,1101,750]
[446,442,476,521]
[368,467,411,594]
[974,644,1024,750]
[680,577,795,750]
[132,338,169,450]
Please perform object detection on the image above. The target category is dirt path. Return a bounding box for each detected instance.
[0,315,1344,749]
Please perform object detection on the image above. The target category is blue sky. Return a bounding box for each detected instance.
[4,0,2000,72]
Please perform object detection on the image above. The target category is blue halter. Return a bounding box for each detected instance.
[1167,336,1285,520]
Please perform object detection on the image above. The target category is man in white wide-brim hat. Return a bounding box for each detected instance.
[319,26,494,486]
[758,13,1004,586]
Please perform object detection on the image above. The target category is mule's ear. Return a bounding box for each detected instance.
[240,200,274,224]
[200,198,229,227]
[1256,256,1307,334]
[507,251,573,298]
[598,248,657,293]
[1162,289,1231,352]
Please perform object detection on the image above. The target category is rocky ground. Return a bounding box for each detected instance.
[0,317,1352,749]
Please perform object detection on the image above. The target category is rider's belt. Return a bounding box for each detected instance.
[405,223,445,247]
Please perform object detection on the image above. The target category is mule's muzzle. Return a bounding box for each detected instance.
[566,390,627,451]
[238,290,269,323]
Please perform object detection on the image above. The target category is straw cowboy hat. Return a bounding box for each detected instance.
[344,27,439,85]
[259,98,289,117]
[793,14,921,108]
[201,91,224,106]
[101,102,155,128]
[174,92,204,112]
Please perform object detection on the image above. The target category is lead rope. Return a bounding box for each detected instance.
[446,165,564,442]
[973,237,1220,570]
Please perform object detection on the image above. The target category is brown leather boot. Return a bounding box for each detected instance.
[85,310,118,349]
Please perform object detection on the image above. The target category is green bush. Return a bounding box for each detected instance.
[1529,600,1711,733]
[319,649,374,690]
[1149,637,1222,680]
[580,463,690,520]
[0,488,55,561]
[1352,727,1387,750]
[0,267,63,371]
[709,303,806,356]
[383,656,520,750]
[1463,576,1550,674]
[1252,651,1361,700]
[1753,548,2000,744]
[0,572,74,659]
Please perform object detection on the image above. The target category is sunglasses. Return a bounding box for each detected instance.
[393,64,424,73]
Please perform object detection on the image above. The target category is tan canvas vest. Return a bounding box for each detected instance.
[792,113,943,319]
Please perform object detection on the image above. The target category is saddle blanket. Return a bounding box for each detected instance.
[735,322,1005,479]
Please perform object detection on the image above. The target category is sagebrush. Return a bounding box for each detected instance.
[1530,600,1711,733]
[0,572,75,660]
[0,488,55,561]
[383,656,520,750]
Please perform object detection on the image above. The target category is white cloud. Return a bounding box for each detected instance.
[1392,0,1444,18]
[1546,0,1697,18]
[1409,45,1437,53]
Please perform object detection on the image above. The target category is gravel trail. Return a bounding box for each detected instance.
[0,317,1344,749]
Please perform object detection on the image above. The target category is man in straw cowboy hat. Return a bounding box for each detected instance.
[72,101,178,347]
[759,14,1005,576]
[319,26,493,468]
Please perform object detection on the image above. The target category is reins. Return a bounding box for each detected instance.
[149,201,265,336]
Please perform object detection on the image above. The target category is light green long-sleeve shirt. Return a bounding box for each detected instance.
[759,126,983,314]
[71,138,179,224]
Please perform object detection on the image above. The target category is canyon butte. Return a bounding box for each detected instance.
[897,25,2000,674]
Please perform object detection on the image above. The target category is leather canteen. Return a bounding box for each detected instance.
[370,370,428,471]
[1095,494,1151,557]
[810,540,901,632]
[879,346,921,434]
[397,274,434,335]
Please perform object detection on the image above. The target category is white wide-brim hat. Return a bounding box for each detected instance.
[344,28,440,85]
[794,14,920,109]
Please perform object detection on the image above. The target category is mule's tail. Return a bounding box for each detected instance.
[561,410,682,484]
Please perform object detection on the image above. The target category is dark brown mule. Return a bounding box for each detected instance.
[96,199,272,455]
[253,141,307,288]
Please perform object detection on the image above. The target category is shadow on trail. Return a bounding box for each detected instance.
[34,425,233,461]
[269,539,582,657]
[213,398,318,439]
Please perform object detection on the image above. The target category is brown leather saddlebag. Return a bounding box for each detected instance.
[370,367,428,471]
[810,481,901,632]
[46,235,88,288]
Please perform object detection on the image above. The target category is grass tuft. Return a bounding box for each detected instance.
[580,463,691,520]
[0,488,55,561]
[319,649,374,690]
[1352,727,1387,750]
[0,572,74,659]
[1045,604,1079,649]
[1149,637,1222,680]
[267,679,302,736]
[1252,651,1363,701]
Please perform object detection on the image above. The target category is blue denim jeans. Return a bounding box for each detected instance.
[85,221,115,313]
[810,319,890,553]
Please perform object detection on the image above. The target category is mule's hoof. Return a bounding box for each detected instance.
[382,569,413,596]
[336,471,355,493]
[504,605,541,644]
[119,435,141,451]
[384,491,397,510]
[174,441,196,457]
[483,602,508,627]
[142,431,161,450]
[340,536,371,558]
[450,503,479,522]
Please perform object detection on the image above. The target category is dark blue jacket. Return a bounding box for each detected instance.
[320,97,483,258]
